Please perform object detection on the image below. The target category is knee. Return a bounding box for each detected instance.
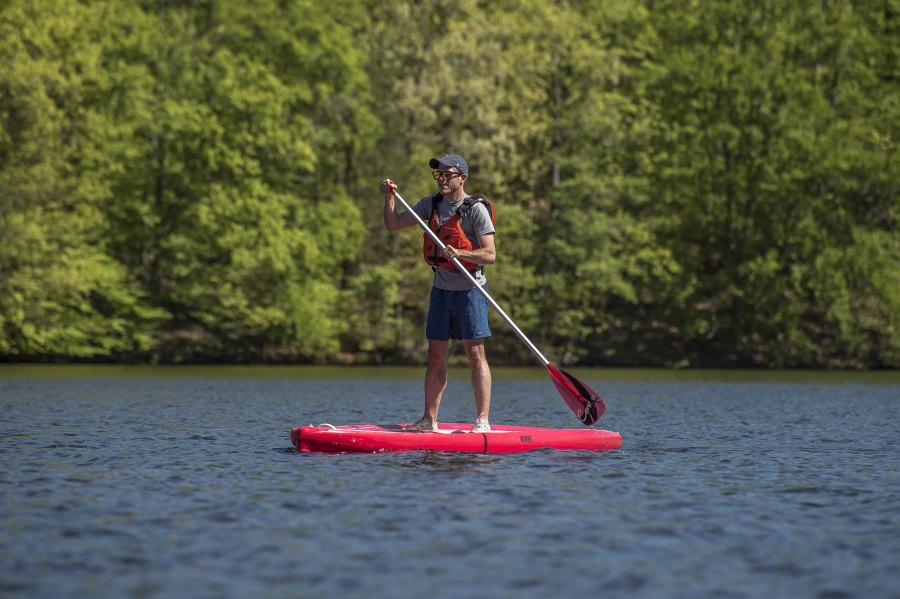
[464,344,488,369]
[427,342,449,367]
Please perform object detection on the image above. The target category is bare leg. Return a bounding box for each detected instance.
[423,339,450,425]
[463,339,491,424]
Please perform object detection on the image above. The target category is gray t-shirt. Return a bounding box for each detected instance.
[412,194,495,291]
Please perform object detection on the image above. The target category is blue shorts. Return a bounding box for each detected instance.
[426,285,492,340]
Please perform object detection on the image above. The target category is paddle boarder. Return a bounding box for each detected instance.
[380,154,496,433]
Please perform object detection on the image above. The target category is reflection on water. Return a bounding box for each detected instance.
[3,363,899,385]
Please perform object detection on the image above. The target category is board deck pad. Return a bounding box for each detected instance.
[291,422,622,454]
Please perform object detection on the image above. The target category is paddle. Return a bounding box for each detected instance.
[393,191,605,426]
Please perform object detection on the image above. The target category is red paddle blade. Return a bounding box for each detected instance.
[547,364,606,426]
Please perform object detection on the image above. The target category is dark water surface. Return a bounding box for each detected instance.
[1,366,898,598]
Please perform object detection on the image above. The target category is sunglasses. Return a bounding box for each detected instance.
[432,171,464,181]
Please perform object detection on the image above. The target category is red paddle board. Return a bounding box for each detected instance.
[291,422,622,454]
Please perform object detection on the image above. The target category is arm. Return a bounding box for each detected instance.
[380,178,418,231]
[442,201,496,264]
[443,233,496,265]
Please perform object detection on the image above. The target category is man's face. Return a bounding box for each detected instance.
[434,168,466,194]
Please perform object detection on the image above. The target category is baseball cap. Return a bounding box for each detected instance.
[429,153,468,174]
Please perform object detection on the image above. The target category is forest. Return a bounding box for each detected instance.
[1,0,897,368]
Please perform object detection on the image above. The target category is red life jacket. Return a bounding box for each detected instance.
[423,194,495,272]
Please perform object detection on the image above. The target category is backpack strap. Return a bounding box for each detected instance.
[428,193,442,221]
[459,194,490,277]
[459,194,493,222]
[461,194,484,212]
[427,194,442,272]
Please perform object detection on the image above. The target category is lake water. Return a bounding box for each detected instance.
[1,366,898,598]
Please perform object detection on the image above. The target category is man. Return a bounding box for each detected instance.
[380,153,496,433]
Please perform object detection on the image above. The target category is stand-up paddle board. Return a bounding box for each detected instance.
[291,423,622,454]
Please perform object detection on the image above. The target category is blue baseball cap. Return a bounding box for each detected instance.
[429,153,468,174]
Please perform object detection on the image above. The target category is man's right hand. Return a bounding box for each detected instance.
[380,178,397,198]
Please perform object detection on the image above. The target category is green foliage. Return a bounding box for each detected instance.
[640,0,899,366]
[1,0,896,367]
[0,0,165,358]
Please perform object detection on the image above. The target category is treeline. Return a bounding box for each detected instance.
[1,0,897,368]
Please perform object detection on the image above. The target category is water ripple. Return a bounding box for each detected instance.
[0,374,897,598]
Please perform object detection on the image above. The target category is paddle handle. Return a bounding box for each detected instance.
[393,191,550,367]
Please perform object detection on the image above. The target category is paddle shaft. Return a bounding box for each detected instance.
[393,191,550,367]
